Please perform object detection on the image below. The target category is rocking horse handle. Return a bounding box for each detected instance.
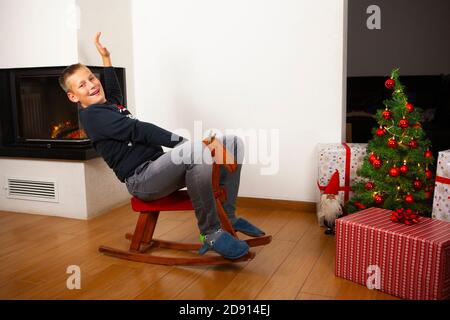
[202,135,238,173]
[202,136,238,237]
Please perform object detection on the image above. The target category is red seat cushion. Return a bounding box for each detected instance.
[130,190,194,212]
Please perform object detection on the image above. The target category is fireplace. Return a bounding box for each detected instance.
[0,66,126,160]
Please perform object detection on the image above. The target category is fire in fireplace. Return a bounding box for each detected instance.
[0,66,126,160]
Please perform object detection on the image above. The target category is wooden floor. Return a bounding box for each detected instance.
[0,202,398,300]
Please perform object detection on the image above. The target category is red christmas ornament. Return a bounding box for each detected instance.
[376,127,385,137]
[413,178,423,190]
[387,137,398,149]
[389,166,400,177]
[406,103,414,112]
[385,79,395,89]
[368,153,377,163]
[412,123,422,129]
[374,194,384,205]
[382,109,392,120]
[425,190,432,200]
[424,150,433,158]
[408,139,418,149]
[372,158,382,169]
[425,169,433,180]
[365,182,375,190]
[400,163,409,174]
[399,118,409,129]
[404,194,414,204]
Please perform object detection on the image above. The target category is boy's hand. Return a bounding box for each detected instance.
[94,32,112,67]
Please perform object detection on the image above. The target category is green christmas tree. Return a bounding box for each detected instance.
[347,68,435,224]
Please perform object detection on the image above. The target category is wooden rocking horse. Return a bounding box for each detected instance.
[99,136,272,266]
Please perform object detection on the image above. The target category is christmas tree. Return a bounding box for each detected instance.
[347,68,435,224]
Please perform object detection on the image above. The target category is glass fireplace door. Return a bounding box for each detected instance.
[15,75,88,142]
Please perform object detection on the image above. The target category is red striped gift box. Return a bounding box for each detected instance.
[335,207,450,300]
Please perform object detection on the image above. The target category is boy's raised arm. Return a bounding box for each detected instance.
[94,32,124,105]
[95,32,112,67]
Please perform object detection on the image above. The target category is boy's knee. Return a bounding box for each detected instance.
[181,141,214,167]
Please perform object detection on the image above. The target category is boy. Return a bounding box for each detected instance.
[58,32,265,260]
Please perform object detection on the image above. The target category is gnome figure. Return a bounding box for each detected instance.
[317,170,343,235]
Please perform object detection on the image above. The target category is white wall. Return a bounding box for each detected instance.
[131,0,347,202]
[0,0,78,68]
[76,0,136,112]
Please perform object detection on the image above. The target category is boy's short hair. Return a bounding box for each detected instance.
[58,63,89,92]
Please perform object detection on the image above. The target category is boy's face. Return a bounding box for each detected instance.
[66,67,106,108]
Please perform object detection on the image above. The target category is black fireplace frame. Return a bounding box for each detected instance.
[0,65,126,160]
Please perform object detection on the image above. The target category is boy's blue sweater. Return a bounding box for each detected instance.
[78,67,184,182]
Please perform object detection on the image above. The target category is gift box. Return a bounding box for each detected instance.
[317,143,367,206]
[335,207,450,300]
[432,150,450,222]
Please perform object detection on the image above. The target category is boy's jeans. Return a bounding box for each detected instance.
[124,135,244,235]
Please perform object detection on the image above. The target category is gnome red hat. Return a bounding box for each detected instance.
[324,170,340,195]
[318,169,343,235]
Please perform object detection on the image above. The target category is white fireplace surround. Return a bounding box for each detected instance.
[0,157,130,220]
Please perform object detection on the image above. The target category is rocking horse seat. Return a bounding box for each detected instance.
[99,139,272,266]
[131,190,193,212]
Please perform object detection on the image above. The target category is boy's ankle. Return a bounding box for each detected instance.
[228,216,238,224]
[204,228,224,245]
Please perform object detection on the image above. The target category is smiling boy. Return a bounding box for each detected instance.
[58,32,265,260]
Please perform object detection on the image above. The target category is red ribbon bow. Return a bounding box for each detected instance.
[390,208,419,225]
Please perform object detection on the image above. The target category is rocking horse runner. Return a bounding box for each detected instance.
[58,32,271,265]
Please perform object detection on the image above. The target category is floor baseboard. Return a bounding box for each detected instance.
[236,196,316,213]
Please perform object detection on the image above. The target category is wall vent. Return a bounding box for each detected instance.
[6,177,58,203]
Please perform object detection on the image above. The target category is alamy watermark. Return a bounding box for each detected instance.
[170,121,280,175]
[66,265,81,290]
[366,5,381,30]
[366,265,381,290]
